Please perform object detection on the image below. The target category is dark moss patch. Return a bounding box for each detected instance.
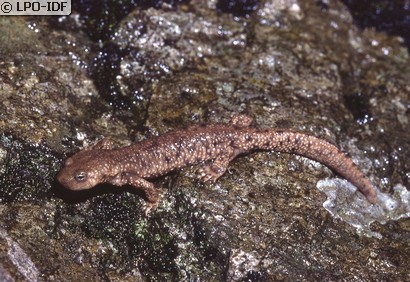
[71,0,190,42]
[216,0,260,17]
[0,133,61,204]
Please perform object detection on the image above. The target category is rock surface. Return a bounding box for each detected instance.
[0,1,409,280]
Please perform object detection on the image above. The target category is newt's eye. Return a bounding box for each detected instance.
[74,171,87,182]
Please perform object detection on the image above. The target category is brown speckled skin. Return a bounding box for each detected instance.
[57,115,377,213]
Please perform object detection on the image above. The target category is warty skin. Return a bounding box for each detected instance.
[57,115,377,213]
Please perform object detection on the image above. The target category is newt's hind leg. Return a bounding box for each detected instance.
[197,147,243,182]
[230,114,253,127]
[88,137,114,150]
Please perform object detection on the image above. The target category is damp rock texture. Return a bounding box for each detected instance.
[0,0,409,280]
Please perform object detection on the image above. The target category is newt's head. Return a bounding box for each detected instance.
[57,149,111,190]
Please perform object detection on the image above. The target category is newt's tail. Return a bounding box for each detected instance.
[257,130,377,204]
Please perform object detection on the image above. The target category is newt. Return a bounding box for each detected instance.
[57,115,377,213]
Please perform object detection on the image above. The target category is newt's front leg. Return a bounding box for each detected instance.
[110,172,161,215]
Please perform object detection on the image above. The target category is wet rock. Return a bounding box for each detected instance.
[0,0,409,280]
